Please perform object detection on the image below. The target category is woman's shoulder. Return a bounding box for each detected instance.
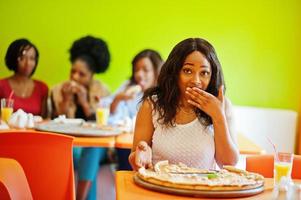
[90,79,110,96]
[137,97,155,118]
[50,81,67,97]
[33,79,49,97]
[33,79,48,89]
[141,94,157,109]
[0,77,9,85]
[0,78,10,96]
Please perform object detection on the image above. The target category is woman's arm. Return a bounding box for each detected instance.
[40,83,49,119]
[110,93,125,114]
[129,99,154,170]
[110,86,139,114]
[212,98,239,167]
[186,86,239,166]
[53,82,74,117]
[73,84,94,118]
[40,96,48,119]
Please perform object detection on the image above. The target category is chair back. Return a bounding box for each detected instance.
[246,154,301,179]
[0,131,75,200]
[0,157,33,200]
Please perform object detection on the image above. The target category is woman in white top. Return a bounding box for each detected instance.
[108,49,163,124]
[108,49,163,170]
[129,38,239,171]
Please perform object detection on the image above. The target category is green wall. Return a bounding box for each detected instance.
[1,0,300,110]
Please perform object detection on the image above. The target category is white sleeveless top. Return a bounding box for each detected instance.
[151,109,216,169]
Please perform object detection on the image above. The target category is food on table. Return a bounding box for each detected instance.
[136,160,264,191]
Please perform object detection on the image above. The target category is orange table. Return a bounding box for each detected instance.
[115,133,134,149]
[115,133,265,154]
[115,171,301,200]
[73,136,115,147]
[0,129,116,147]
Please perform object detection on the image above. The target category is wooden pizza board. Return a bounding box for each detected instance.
[133,174,264,198]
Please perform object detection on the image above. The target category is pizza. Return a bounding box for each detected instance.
[125,85,142,96]
[136,160,264,191]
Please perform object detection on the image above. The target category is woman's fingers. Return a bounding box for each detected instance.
[147,162,154,170]
[135,141,152,169]
[186,87,207,104]
[187,99,203,110]
[191,87,214,99]
[217,85,224,103]
[135,153,147,168]
[137,141,148,151]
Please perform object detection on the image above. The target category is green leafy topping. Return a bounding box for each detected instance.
[207,173,218,179]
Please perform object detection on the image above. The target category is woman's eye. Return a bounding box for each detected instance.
[201,71,210,76]
[183,68,191,74]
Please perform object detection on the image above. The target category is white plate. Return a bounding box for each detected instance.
[35,121,123,137]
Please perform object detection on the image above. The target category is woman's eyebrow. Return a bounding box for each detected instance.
[183,62,194,66]
[184,62,210,68]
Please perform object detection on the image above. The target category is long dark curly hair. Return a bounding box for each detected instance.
[143,38,225,127]
[69,36,110,74]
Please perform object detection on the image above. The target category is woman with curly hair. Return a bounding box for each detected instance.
[51,36,111,200]
[51,36,110,119]
[0,39,48,117]
[129,38,239,171]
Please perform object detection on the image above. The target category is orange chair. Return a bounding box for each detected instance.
[0,157,33,200]
[0,131,75,200]
[246,154,301,179]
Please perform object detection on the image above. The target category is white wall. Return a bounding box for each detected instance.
[233,106,298,154]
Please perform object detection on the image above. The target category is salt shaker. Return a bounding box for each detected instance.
[287,182,301,200]
[272,177,291,200]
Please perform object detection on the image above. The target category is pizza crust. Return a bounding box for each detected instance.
[136,160,264,191]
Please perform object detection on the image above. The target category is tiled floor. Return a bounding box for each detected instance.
[97,164,116,200]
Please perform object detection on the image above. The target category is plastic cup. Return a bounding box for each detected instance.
[274,152,293,186]
[96,107,110,126]
[1,98,14,123]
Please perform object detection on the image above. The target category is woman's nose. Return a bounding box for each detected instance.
[192,74,201,84]
[71,73,79,81]
[24,57,30,66]
[135,70,144,80]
